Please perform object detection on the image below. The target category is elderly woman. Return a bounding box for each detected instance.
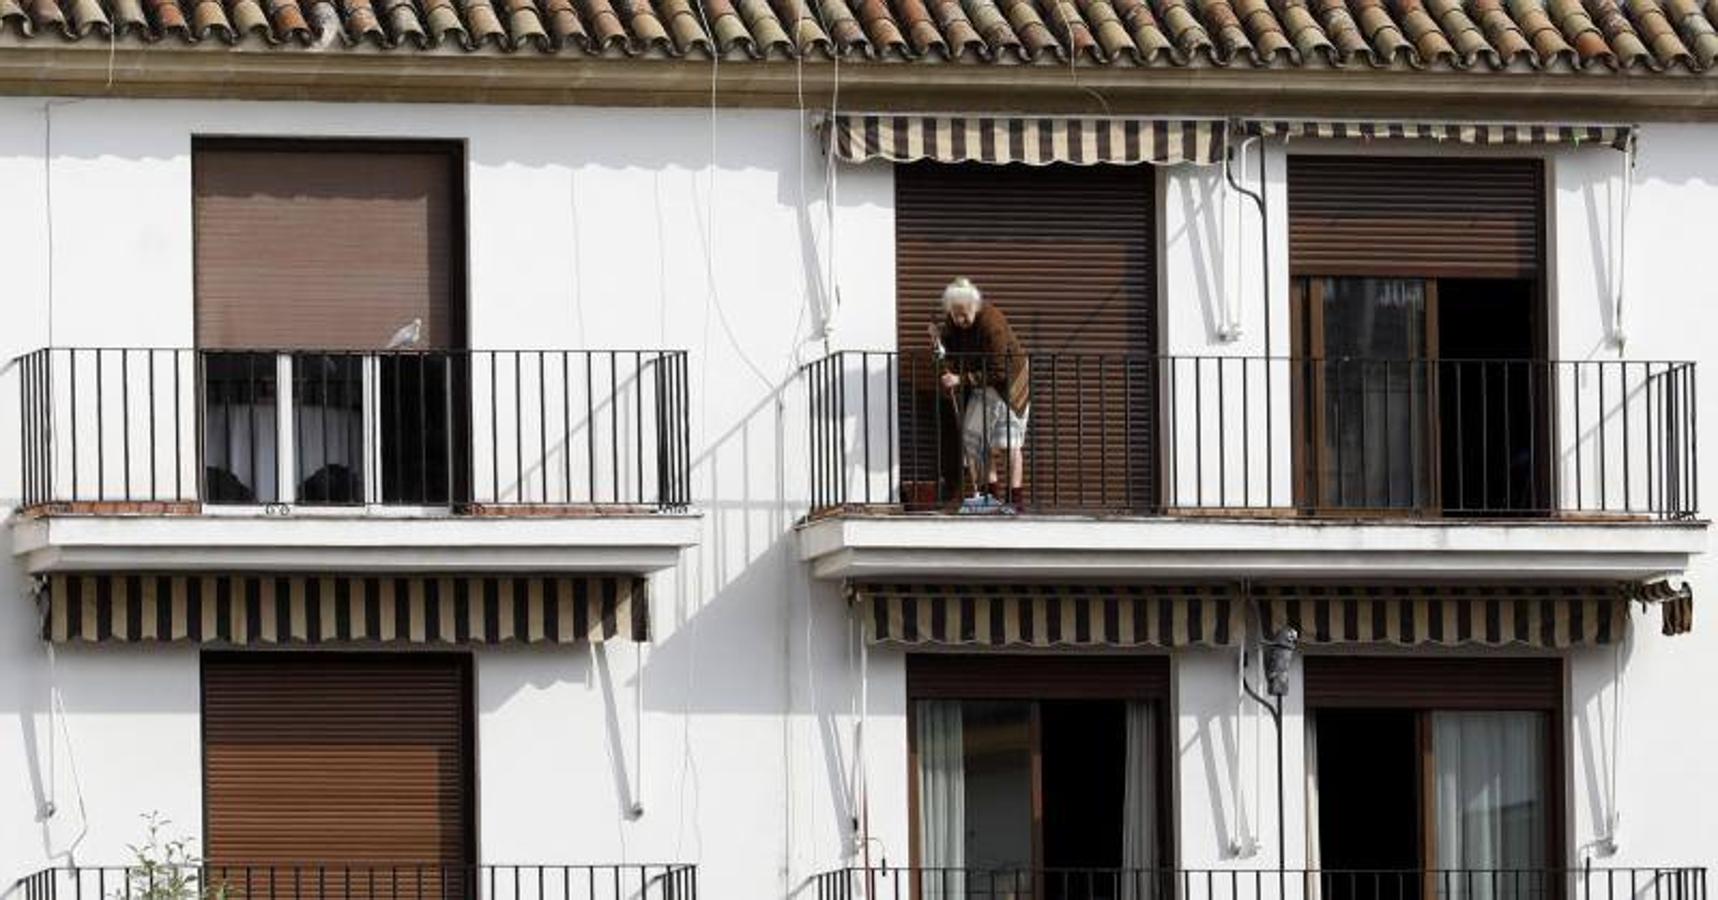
[932,277,1030,507]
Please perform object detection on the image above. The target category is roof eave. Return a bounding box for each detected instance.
[3,46,1718,120]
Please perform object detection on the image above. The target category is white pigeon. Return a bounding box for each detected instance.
[386,317,424,350]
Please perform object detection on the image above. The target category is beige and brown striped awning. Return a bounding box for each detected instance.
[1255,583,1631,648]
[851,582,1240,648]
[1240,120,1635,151]
[41,572,649,644]
[822,114,1227,167]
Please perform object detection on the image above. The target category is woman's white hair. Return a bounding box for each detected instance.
[941,276,983,310]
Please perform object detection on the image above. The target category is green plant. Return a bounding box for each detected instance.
[118,813,240,900]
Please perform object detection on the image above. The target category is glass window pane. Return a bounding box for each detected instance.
[1432,711,1547,900]
[202,352,279,504]
[1319,277,1431,509]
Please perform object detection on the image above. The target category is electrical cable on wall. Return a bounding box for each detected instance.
[36,581,90,862]
[1609,134,1636,350]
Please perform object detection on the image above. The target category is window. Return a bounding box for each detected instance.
[894,164,1157,512]
[1288,156,1547,516]
[1305,657,1561,900]
[202,653,475,894]
[909,656,1170,900]
[192,140,467,506]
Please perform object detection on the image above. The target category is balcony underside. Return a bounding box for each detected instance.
[796,513,1707,581]
[12,510,702,575]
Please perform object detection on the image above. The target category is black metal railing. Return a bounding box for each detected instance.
[17,348,692,511]
[811,867,1706,900]
[804,351,1697,519]
[14,863,698,900]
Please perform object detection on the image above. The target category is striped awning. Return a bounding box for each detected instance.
[1255,583,1631,648]
[1239,119,1634,151]
[850,582,1240,648]
[822,114,1227,167]
[41,572,649,645]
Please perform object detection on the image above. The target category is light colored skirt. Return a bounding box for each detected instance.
[961,387,1029,460]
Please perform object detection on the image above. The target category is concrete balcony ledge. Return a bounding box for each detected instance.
[12,510,703,574]
[796,514,1709,581]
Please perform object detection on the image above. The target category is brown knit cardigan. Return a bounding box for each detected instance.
[938,304,1030,416]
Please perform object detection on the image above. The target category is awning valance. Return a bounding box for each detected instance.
[42,572,649,644]
[821,114,1227,167]
[1240,120,1634,151]
[1256,583,1631,648]
[850,582,1240,648]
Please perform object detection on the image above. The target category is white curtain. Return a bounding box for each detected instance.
[1433,712,1546,900]
[918,701,966,900]
[1305,714,1323,900]
[1122,701,1159,900]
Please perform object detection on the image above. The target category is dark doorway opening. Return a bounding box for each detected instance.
[1042,700,1128,876]
[1316,709,1421,900]
[1436,278,1545,514]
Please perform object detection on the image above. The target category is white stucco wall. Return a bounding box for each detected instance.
[0,98,1713,900]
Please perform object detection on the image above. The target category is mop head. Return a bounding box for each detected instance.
[957,493,1015,515]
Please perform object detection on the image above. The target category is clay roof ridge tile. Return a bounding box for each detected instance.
[614,0,673,53]
[573,0,631,50]
[498,0,549,49]
[1079,0,1142,57]
[1272,0,1334,60]
[1307,0,1373,61]
[652,0,709,53]
[1390,0,1456,63]
[63,0,115,35]
[813,0,872,52]
[848,0,906,55]
[1622,0,1691,66]
[373,0,427,47]
[1506,0,1573,63]
[1237,0,1295,61]
[1109,0,1178,59]
[1151,0,1213,57]
[415,0,469,47]
[1662,0,1718,66]
[697,0,753,52]
[731,0,790,56]
[456,0,508,46]
[926,0,986,58]
[973,0,1030,60]
[262,0,312,40]
[1585,0,1654,68]
[187,0,236,41]
[0,0,30,37]
[1419,0,1487,62]
[224,0,275,39]
[884,0,943,54]
[107,0,152,35]
[1192,0,1257,64]
[335,0,385,43]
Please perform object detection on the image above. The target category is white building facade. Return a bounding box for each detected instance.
[0,11,1715,900]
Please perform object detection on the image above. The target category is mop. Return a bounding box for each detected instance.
[930,323,1010,515]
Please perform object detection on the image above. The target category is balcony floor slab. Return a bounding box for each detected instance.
[12,510,702,574]
[796,514,1708,581]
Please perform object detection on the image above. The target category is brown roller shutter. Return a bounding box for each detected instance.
[908,654,1169,700]
[194,141,461,350]
[1303,656,1562,709]
[202,653,473,872]
[1288,156,1543,279]
[895,163,1157,510]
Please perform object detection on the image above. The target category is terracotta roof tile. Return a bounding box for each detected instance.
[4,0,1718,72]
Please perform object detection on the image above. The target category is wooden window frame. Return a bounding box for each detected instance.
[1287,154,1555,519]
[1303,656,1567,879]
[905,654,1175,883]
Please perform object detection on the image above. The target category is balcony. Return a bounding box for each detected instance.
[798,352,1705,581]
[811,867,1706,900]
[12,348,699,574]
[15,863,698,900]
